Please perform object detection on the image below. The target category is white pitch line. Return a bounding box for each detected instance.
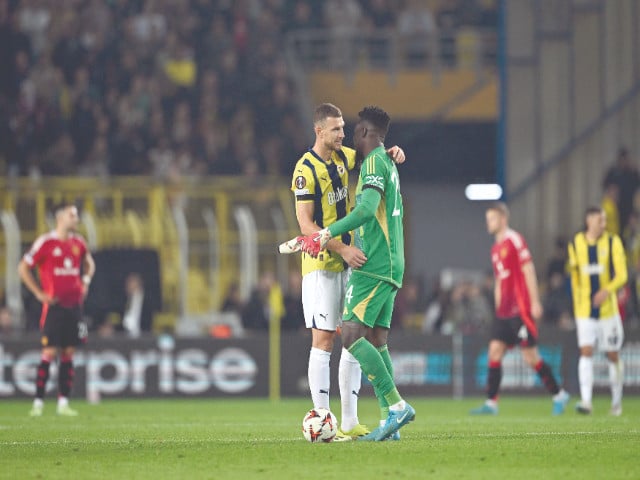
[0,437,303,447]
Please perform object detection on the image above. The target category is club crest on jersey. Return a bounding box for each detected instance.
[72,245,80,256]
[52,247,62,257]
[364,174,384,189]
[500,247,508,258]
[337,164,345,176]
[295,176,306,189]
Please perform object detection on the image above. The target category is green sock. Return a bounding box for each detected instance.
[349,337,402,408]
[377,345,393,420]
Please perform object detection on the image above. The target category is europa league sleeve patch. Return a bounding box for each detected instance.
[295,176,306,189]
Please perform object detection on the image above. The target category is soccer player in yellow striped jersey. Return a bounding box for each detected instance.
[291,103,405,439]
[568,207,627,415]
[298,106,416,441]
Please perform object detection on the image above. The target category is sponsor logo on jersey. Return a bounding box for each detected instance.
[54,257,80,276]
[327,186,348,206]
[582,264,605,275]
[364,175,384,189]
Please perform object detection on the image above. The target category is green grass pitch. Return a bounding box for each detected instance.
[1,396,638,479]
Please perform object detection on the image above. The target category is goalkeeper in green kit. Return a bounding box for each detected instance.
[299,106,415,441]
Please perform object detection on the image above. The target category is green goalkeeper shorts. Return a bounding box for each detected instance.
[342,272,398,329]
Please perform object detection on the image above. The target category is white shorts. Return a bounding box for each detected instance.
[576,315,624,352]
[301,269,348,331]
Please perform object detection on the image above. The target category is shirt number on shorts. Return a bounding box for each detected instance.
[78,322,88,340]
[518,325,528,340]
[345,285,354,305]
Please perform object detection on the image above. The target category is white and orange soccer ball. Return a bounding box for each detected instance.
[301,408,337,443]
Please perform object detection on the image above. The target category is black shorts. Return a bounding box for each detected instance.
[489,316,538,348]
[41,304,87,348]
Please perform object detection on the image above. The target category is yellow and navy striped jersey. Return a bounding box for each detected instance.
[567,231,627,319]
[291,147,356,276]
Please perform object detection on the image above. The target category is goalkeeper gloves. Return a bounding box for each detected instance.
[300,228,332,258]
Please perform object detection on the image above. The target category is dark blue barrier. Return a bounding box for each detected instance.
[1,329,639,398]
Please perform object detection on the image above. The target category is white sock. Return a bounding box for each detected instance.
[338,348,362,431]
[553,388,568,401]
[308,348,331,410]
[608,359,624,407]
[578,356,593,407]
[389,400,406,412]
[33,398,43,408]
[57,396,69,408]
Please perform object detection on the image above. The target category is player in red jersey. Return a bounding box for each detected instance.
[18,203,95,417]
[470,202,570,415]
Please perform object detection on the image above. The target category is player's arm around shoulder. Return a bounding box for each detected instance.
[386,145,405,164]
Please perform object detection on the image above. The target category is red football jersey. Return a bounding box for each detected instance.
[23,231,88,308]
[491,229,532,319]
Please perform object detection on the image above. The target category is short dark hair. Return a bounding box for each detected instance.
[51,202,76,217]
[584,206,603,218]
[358,105,390,136]
[313,103,342,125]
[583,206,603,230]
[486,201,509,217]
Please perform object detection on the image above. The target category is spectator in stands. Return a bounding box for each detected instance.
[241,271,284,332]
[284,0,316,34]
[17,0,51,57]
[623,210,640,323]
[1,0,304,178]
[281,270,305,332]
[393,275,427,330]
[221,283,243,315]
[120,273,153,338]
[603,147,640,233]
[361,0,396,67]
[0,305,16,337]
[323,0,363,69]
[421,278,450,334]
[546,236,568,281]
[543,271,573,330]
[441,279,492,335]
[396,0,436,67]
[542,236,572,329]
[601,180,621,236]
[436,0,463,67]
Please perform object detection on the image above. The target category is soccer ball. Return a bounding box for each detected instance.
[302,408,337,443]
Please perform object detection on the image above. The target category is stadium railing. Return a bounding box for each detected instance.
[0,176,299,334]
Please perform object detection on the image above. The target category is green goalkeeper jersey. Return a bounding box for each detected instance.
[328,146,405,287]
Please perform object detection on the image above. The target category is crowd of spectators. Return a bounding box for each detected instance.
[0,0,310,180]
[0,0,497,180]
